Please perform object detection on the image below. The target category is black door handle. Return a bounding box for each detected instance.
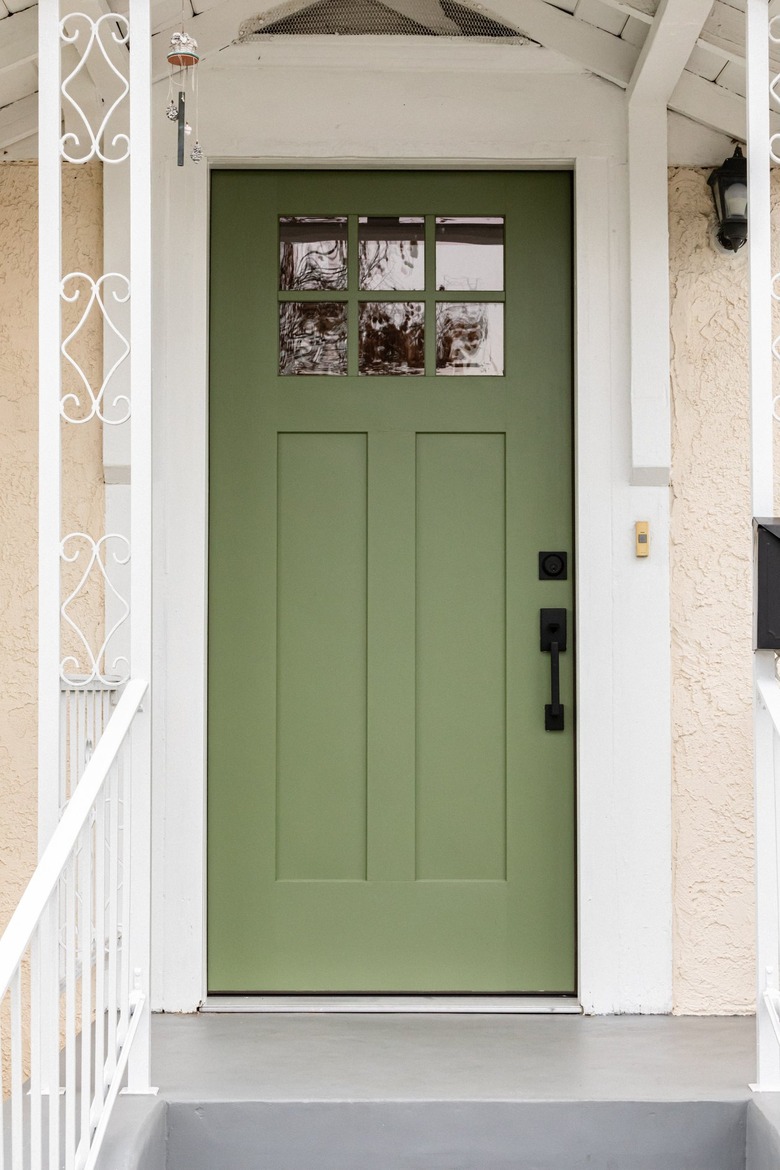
[540,609,567,732]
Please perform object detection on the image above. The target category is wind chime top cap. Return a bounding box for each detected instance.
[167,30,199,68]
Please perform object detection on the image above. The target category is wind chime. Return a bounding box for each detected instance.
[165,19,202,165]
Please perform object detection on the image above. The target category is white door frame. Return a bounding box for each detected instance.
[150,45,672,1014]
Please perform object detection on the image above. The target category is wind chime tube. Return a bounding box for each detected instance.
[177,91,185,167]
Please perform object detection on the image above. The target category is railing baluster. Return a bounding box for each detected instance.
[61,689,68,811]
[11,969,23,1170]
[65,856,77,1170]
[106,764,119,1079]
[79,824,92,1167]
[46,895,60,1170]
[77,690,84,798]
[118,748,130,1047]
[31,925,43,1170]
[93,790,106,1119]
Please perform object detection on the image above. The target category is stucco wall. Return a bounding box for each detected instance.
[668,166,766,1015]
[0,161,104,935]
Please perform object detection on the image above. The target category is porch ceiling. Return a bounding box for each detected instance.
[0,0,766,154]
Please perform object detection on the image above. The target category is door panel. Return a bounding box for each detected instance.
[276,432,368,882]
[208,170,575,994]
[415,432,507,882]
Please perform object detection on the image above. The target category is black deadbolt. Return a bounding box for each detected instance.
[539,551,568,580]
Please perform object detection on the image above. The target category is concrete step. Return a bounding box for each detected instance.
[98,1096,780,1170]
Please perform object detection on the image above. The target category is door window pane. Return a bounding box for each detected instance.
[280,302,348,375]
[435,217,504,291]
[359,217,425,291]
[359,301,425,376]
[436,303,504,376]
[280,216,348,291]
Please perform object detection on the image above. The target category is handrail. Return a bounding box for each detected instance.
[0,678,147,1002]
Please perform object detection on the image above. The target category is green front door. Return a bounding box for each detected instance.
[208,170,575,994]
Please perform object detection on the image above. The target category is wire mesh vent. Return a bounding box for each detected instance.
[238,0,533,40]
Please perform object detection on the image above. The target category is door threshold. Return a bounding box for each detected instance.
[200,995,583,1014]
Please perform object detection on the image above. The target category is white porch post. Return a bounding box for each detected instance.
[747,0,780,1092]
[37,0,62,858]
[37,0,63,1119]
[127,0,154,1093]
[36,0,155,1098]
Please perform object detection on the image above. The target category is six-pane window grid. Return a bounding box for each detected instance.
[279,215,505,377]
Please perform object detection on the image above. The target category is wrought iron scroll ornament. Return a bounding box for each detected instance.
[60,534,131,687]
[60,12,130,164]
[61,272,131,425]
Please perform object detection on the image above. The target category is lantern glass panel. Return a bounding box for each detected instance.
[724,181,747,219]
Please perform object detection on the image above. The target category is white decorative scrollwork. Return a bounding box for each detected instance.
[60,534,130,687]
[61,272,131,425]
[60,13,130,164]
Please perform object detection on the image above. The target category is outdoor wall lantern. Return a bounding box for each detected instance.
[707,145,748,253]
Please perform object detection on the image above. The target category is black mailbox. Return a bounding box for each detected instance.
[754,518,780,650]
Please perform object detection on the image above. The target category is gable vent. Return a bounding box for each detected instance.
[238,0,534,40]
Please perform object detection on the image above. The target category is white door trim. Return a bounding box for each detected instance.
[150,55,672,1015]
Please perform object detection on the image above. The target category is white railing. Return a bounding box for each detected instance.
[0,680,147,1170]
[60,681,120,816]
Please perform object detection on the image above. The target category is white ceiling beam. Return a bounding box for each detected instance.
[0,91,37,150]
[670,65,759,136]
[152,0,290,79]
[701,0,780,67]
[699,0,744,56]
[595,0,751,66]
[0,6,37,76]
[492,0,752,140]
[628,0,715,101]
[480,0,640,84]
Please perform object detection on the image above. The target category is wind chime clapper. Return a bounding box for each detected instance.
[166,30,202,166]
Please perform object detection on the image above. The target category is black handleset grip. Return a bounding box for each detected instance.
[540,608,567,732]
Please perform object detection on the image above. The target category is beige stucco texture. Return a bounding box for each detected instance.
[668,166,767,1015]
[0,161,104,937]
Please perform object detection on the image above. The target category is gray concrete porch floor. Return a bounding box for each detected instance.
[151,1012,756,1102]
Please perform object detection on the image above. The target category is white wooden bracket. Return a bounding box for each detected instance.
[626,0,715,485]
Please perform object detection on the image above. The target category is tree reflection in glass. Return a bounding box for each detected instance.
[359,217,425,291]
[359,302,424,375]
[280,302,348,375]
[436,303,504,375]
[280,216,348,291]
